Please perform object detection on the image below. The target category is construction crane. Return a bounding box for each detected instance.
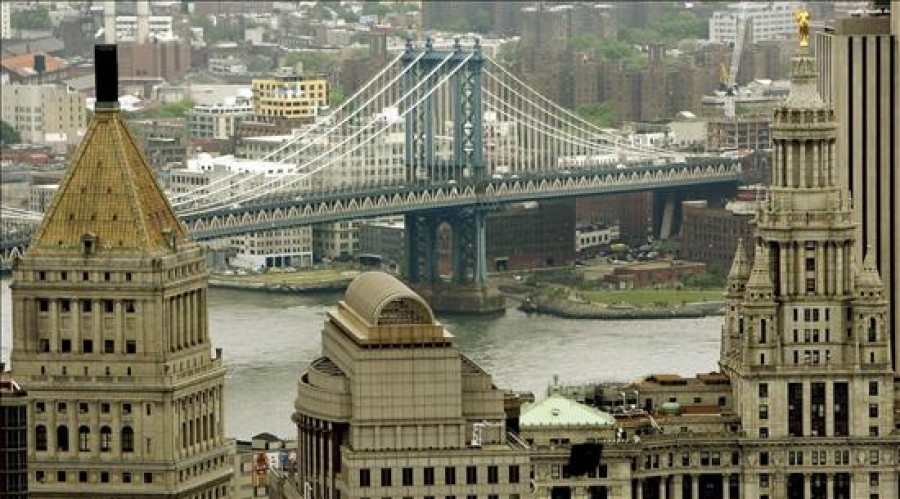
[723,4,751,119]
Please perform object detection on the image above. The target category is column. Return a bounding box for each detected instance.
[812,141,820,187]
[635,480,643,499]
[71,298,81,353]
[691,474,699,499]
[114,300,124,355]
[723,474,731,499]
[835,243,844,295]
[773,142,781,186]
[799,140,807,187]
[825,473,833,499]
[674,474,683,499]
[49,299,58,354]
[780,245,788,295]
[474,210,488,287]
[803,473,811,499]
[659,478,666,499]
[802,382,811,436]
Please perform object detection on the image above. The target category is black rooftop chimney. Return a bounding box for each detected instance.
[94,44,118,109]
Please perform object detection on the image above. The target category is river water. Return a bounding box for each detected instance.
[1,280,722,440]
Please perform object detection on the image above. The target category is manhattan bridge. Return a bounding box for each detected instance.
[1,39,742,309]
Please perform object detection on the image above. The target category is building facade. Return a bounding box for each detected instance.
[709,2,806,44]
[0,84,86,147]
[0,375,28,499]
[813,7,900,374]
[187,98,254,141]
[286,272,531,499]
[251,73,328,122]
[680,200,755,274]
[8,46,233,497]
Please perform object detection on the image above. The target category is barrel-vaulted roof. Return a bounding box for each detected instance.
[344,272,435,326]
[520,394,615,428]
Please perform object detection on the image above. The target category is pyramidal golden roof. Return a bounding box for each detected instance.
[28,108,188,257]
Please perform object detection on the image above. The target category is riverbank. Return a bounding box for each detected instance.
[519,295,725,319]
[209,269,359,293]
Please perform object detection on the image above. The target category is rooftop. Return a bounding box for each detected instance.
[521,394,616,428]
[0,52,67,78]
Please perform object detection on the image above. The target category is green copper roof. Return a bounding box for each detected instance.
[520,394,615,428]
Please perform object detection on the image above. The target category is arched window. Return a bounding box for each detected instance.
[100,426,112,452]
[78,426,90,452]
[56,425,69,452]
[121,426,134,453]
[35,425,47,451]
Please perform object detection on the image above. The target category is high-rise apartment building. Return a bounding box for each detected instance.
[8,45,233,498]
[709,2,806,43]
[0,375,29,499]
[813,4,900,373]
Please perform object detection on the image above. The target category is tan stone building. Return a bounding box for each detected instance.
[8,45,233,498]
[0,84,86,148]
[283,272,530,499]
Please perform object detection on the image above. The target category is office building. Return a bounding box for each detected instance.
[286,272,531,499]
[1,1,11,40]
[8,45,233,498]
[187,98,254,141]
[252,72,328,122]
[813,4,900,372]
[0,374,28,499]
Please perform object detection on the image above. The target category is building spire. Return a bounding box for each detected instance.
[28,45,189,258]
[855,246,884,292]
[745,243,774,300]
[727,238,751,291]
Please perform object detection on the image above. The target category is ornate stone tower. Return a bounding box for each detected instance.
[720,42,897,497]
[9,45,233,498]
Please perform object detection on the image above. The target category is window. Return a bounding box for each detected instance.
[104,272,111,282]
[82,301,92,312]
[100,472,109,483]
[39,338,50,352]
[56,425,69,451]
[83,340,93,353]
[123,403,132,415]
[61,339,72,353]
[126,340,137,354]
[35,425,47,451]
[509,465,520,483]
[101,403,110,414]
[359,469,370,487]
[869,404,878,418]
[39,299,49,312]
[869,426,879,437]
[380,468,391,487]
[759,427,769,438]
[104,340,115,353]
[423,467,434,485]
[869,451,880,465]
[444,467,456,485]
[124,300,136,313]
[869,381,878,396]
[870,473,879,486]
[487,465,498,484]
[36,402,45,413]
[123,472,132,484]
[78,426,90,451]
[402,468,413,486]
[122,426,134,452]
[144,473,153,483]
[759,452,769,466]
[57,471,67,483]
[759,383,768,398]
[466,466,477,484]
[100,426,112,452]
[60,299,71,312]
[759,404,769,420]
[78,471,88,483]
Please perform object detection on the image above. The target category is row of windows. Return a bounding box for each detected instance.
[36,271,131,282]
[37,298,136,313]
[36,470,154,485]
[39,338,138,354]
[35,401,147,416]
[359,466,520,487]
[36,363,135,377]
[35,425,137,453]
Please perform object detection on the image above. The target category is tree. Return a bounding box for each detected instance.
[575,103,616,128]
[11,5,51,29]
[281,52,340,74]
[1,120,21,145]
[329,85,345,108]
[247,54,275,74]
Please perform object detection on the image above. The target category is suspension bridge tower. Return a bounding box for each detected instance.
[401,39,503,313]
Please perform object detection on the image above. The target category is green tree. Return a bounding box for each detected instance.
[1,120,21,145]
[11,5,51,29]
[247,54,275,74]
[329,86,345,108]
[281,52,340,74]
[575,103,616,128]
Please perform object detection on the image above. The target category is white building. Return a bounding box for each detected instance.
[208,57,248,76]
[709,2,805,43]
[115,15,175,41]
[0,1,11,40]
[28,184,58,213]
[187,96,253,140]
[575,223,621,253]
[171,154,314,269]
[0,84,87,149]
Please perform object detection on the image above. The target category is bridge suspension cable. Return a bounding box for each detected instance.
[484,55,677,158]
[169,51,409,205]
[181,51,474,214]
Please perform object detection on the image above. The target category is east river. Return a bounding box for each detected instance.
[1,280,722,440]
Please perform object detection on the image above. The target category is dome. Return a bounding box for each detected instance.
[659,402,682,416]
[344,272,435,326]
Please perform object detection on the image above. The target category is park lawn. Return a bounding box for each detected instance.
[581,288,724,307]
[214,268,359,284]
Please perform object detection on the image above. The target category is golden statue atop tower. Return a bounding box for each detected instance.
[794,7,810,49]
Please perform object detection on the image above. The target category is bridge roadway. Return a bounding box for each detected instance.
[182,158,742,241]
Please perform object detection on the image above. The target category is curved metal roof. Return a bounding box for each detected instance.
[344,272,435,326]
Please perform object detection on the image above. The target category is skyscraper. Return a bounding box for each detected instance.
[813,3,900,373]
[8,45,233,498]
